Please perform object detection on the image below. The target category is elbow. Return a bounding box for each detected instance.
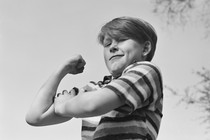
[25,119,37,126]
[25,113,42,126]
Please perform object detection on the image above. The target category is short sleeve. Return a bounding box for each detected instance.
[104,62,163,113]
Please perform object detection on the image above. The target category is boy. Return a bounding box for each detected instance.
[26,16,163,140]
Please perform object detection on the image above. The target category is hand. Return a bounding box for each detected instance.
[54,88,78,104]
[60,54,86,76]
[54,88,78,115]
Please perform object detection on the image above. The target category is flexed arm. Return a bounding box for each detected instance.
[25,55,86,126]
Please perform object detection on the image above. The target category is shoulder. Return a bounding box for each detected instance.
[104,61,163,112]
[122,61,163,91]
[123,61,162,75]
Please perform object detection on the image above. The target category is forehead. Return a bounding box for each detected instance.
[102,30,129,42]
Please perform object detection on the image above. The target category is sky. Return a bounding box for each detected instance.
[0,0,210,140]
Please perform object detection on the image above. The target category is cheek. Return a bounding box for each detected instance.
[103,50,108,62]
[103,50,110,66]
[126,50,137,62]
[129,47,143,61]
[103,50,108,60]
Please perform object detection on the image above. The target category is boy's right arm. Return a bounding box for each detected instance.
[25,54,86,126]
[25,70,71,126]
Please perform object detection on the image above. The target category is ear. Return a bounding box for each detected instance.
[143,41,152,57]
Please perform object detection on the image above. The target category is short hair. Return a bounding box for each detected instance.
[98,17,157,61]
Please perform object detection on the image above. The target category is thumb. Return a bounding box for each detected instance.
[76,57,86,68]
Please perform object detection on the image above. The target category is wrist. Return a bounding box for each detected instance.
[55,65,68,79]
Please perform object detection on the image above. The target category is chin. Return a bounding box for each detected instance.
[110,67,124,77]
[107,61,128,76]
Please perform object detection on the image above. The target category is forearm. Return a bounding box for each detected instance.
[26,54,86,125]
[54,88,124,118]
[34,71,63,112]
[26,66,66,123]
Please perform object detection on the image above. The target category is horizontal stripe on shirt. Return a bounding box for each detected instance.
[81,61,163,140]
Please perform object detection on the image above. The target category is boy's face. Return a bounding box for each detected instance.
[103,36,145,78]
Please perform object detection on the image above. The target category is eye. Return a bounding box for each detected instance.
[104,42,111,47]
[103,39,112,47]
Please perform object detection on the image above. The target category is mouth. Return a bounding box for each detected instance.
[109,55,124,61]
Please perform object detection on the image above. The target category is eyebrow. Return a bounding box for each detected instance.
[102,38,112,46]
[103,35,112,42]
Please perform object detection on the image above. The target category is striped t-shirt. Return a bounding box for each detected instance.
[81,61,163,140]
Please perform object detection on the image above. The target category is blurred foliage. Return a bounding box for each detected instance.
[152,0,210,38]
[165,68,210,129]
[152,0,210,130]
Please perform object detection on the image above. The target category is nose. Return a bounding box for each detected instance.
[110,42,118,53]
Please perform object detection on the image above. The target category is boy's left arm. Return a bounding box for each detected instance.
[54,62,163,118]
[54,87,124,118]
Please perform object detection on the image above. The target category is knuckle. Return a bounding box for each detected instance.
[62,90,68,94]
[57,93,61,97]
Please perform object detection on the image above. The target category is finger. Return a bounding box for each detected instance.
[57,93,61,97]
[62,90,68,95]
[77,66,85,73]
[69,89,76,96]
[80,57,86,66]
[77,58,86,69]
[52,96,56,102]
[72,87,79,95]
[69,87,79,96]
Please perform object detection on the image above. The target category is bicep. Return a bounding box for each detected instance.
[87,88,124,115]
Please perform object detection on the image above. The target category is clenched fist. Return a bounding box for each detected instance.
[59,54,86,76]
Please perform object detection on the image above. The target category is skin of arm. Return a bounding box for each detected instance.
[25,54,86,126]
[54,84,124,118]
